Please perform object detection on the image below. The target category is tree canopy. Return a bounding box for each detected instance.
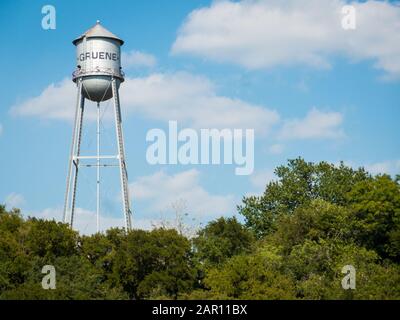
[1,158,399,299]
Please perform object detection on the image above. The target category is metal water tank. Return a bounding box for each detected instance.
[72,21,124,102]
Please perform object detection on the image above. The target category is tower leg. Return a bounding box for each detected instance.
[111,78,132,231]
[64,78,85,228]
[64,79,83,223]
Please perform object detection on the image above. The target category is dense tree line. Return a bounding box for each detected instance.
[0,159,399,299]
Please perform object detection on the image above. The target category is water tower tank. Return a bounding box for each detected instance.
[72,21,124,102]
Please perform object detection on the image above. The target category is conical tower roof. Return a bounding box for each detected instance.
[73,20,124,45]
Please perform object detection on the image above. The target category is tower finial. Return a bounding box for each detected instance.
[96,20,100,24]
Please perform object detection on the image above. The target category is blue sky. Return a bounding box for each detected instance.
[0,0,399,234]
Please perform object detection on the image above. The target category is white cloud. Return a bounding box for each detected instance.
[10,72,279,133]
[29,207,125,235]
[27,206,174,235]
[172,0,400,78]
[5,193,26,209]
[121,72,279,132]
[364,160,400,176]
[250,169,276,192]
[244,168,277,199]
[268,143,284,155]
[333,159,400,177]
[10,78,77,121]
[122,50,157,68]
[279,108,344,140]
[130,169,236,219]
[0,123,3,136]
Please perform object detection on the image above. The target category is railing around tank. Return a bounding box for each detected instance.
[72,67,125,81]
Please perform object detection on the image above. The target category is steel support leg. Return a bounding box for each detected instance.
[111,77,132,231]
[64,79,83,223]
[63,78,85,228]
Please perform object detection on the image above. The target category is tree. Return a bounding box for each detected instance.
[112,228,196,299]
[1,157,399,300]
[201,244,296,300]
[0,207,127,299]
[346,174,400,261]
[24,218,78,260]
[239,158,370,238]
[0,207,32,294]
[287,239,400,299]
[270,200,354,254]
[0,255,128,300]
[193,216,254,267]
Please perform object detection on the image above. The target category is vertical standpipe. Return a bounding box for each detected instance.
[64,21,132,232]
[96,101,100,233]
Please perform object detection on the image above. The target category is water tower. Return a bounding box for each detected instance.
[63,21,132,232]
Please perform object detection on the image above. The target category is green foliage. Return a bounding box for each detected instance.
[112,228,196,299]
[201,245,296,300]
[346,175,400,261]
[287,239,400,299]
[270,200,354,254]
[0,159,399,300]
[238,158,370,238]
[0,209,127,299]
[193,216,254,267]
[25,218,78,259]
[234,159,400,299]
